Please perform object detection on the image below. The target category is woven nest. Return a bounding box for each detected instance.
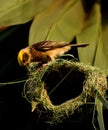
[23,59,108,126]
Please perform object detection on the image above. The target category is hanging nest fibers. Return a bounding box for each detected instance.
[23,59,108,127]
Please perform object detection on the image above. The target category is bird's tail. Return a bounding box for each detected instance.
[70,43,89,48]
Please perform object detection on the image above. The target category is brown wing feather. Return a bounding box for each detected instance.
[31,41,69,51]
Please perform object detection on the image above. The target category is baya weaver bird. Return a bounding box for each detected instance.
[17,41,89,67]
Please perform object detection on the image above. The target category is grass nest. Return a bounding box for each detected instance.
[23,59,108,128]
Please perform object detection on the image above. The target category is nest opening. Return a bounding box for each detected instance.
[42,64,85,105]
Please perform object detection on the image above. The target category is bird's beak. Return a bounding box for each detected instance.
[17,49,24,66]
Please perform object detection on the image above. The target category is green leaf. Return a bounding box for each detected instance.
[76,3,108,71]
[96,91,108,110]
[0,0,54,26]
[95,92,105,130]
[29,0,86,44]
[76,3,101,65]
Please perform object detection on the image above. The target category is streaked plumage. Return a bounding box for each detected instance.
[17,41,89,67]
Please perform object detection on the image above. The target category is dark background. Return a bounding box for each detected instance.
[0,21,34,130]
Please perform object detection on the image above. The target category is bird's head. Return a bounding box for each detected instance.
[17,48,31,67]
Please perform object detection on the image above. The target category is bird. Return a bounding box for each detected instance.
[17,41,89,67]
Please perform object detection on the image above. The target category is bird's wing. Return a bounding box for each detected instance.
[31,41,69,51]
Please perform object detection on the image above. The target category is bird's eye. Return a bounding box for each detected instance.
[22,53,29,63]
